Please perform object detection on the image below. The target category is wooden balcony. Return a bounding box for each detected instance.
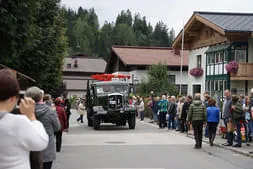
[230,62,253,80]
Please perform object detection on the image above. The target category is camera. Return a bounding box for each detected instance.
[16,91,25,108]
[11,91,25,114]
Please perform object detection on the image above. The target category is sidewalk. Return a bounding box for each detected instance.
[187,131,253,158]
[143,117,253,158]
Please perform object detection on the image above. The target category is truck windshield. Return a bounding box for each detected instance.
[96,85,128,94]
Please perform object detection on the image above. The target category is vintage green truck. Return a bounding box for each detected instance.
[86,75,136,130]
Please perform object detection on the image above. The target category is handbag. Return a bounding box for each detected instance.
[227,122,234,132]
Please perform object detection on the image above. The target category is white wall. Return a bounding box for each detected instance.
[249,38,253,63]
[129,70,188,85]
[114,69,188,86]
[230,81,245,95]
[67,91,86,98]
[188,47,208,98]
[169,71,188,85]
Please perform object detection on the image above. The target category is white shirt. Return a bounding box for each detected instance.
[0,112,49,169]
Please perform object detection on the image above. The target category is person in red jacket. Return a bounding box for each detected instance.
[54,97,68,152]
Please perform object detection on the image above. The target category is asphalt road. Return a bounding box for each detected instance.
[52,111,253,169]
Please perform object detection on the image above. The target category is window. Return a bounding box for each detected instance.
[210,53,215,64]
[219,52,224,62]
[230,48,247,62]
[215,52,223,63]
[67,63,71,68]
[235,50,247,62]
[168,75,176,84]
[193,85,201,96]
[176,85,188,95]
[224,51,228,62]
[197,55,202,68]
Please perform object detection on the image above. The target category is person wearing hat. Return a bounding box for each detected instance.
[0,70,49,169]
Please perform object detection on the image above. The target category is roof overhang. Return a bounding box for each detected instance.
[173,12,253,49]
[0,64,36,82]
[173,13,226,49]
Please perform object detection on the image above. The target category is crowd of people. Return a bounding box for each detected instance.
[1,68,253,169]
[130,90,253,149]
[0,69,71,169]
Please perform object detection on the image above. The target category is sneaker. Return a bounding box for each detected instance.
[246,143,250,146]
[233,144,242,148]
[223,143,232,146]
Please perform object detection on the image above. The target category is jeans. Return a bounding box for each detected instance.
[176,115,180,130]
[192,120,204,148]
[205,126,209,137]
[43,161,53,169]
[77,114,83,123]
[140,111,144,120]
[224,119,233,145]
[250,120,253,137]
[159,112,167,128]
[207,122,218,144]
[153,112,158,122]
[55,131,63,152]
[180,119,187,132]
[235,122,242,145]
[168,115,175,129]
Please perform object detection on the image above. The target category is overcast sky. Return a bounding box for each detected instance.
[61,0,253,35]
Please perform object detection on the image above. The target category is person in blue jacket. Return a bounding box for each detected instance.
[206,98,220,146]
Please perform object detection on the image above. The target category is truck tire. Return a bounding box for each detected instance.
[93,115,100,130]
[128,114,136,129]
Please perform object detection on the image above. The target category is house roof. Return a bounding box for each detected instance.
[196,12,253,32]
[111,46,188,66]
[173,11,253,49]
[63,57,106,73]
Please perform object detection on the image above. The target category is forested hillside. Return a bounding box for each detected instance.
[63,7,175,61]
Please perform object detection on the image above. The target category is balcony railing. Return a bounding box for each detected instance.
[230,62,253,80]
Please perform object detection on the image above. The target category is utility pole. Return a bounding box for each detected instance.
[179,23,184,95]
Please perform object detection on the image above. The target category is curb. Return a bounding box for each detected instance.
[142,119,253,158]
[186,134,253,158]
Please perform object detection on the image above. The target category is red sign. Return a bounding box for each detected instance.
[91,74,130,81]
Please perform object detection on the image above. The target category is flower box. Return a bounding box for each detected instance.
[225,60,238,74]
[190,67,203,77]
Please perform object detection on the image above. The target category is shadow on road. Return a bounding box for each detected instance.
[94,124,131,131]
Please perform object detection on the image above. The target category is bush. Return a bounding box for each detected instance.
[139,63,178,97]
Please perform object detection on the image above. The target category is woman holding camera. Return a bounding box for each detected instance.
[0,69,49,169]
